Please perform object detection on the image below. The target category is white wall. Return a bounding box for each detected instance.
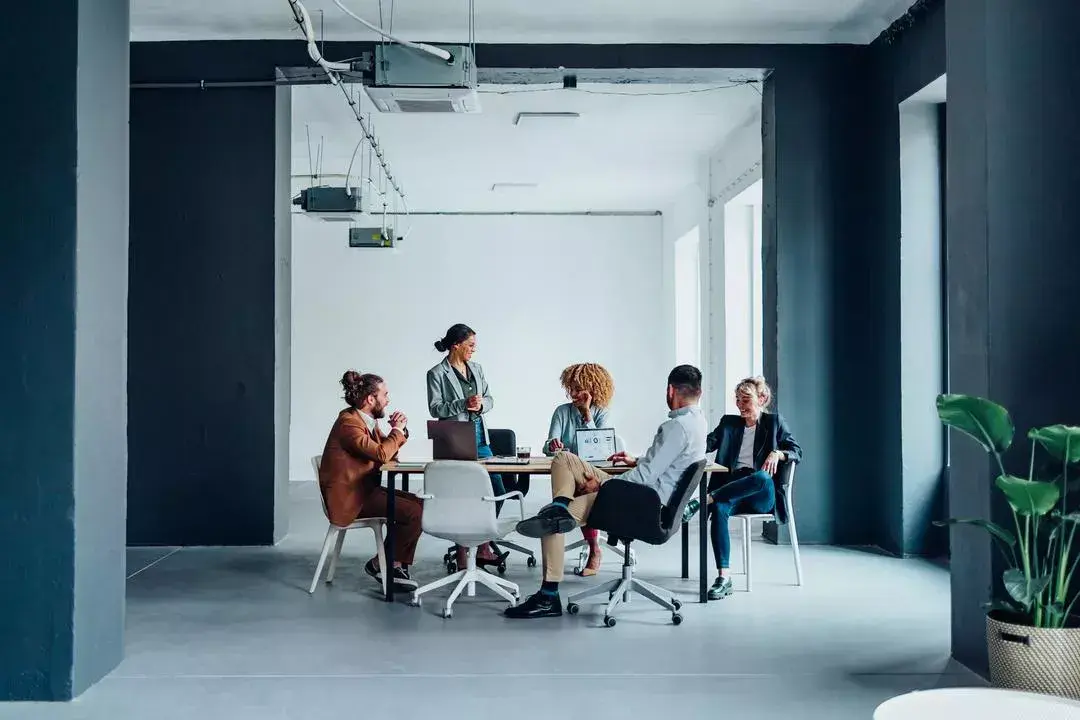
[662,180,712,418]
[722,180,763,414]
[706,111,763,419]
[289,214,667,479]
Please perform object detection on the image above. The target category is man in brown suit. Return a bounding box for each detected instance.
[319,370,423,592]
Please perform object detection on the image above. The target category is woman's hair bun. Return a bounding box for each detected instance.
[434,339,447,352]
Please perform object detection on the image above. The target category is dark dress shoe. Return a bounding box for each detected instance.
[516,503,577,538]
[504,591,563,619]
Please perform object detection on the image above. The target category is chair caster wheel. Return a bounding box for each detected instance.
[497,562,507,575]
[446,560,457,574]
[672,600,682,611]
[671,613,683,626]
[409,595,421,607]
[566,603,580,615]
[526,556,537,568]
[442,609,453,619]
[603,615,616,628]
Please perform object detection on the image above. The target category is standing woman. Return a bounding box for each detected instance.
[426,323,506,568]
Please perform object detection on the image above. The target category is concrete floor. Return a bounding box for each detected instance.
[4,482,982,718]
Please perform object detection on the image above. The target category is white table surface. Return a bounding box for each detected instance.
[874,688,1080,719]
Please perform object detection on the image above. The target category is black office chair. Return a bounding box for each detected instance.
[442,428,537,573]
[566,459,708,627]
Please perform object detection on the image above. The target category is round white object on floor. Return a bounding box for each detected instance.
[874,688,1080,719]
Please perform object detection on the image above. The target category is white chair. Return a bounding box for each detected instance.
[566,435,636,574]
[308,455,387,596]
[732,461,803,591]
[410,460,523,618]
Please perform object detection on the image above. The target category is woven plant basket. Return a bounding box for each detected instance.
[987,612,1080,699]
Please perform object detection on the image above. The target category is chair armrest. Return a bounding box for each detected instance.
[482,491,524,502]
[484,490,526,521]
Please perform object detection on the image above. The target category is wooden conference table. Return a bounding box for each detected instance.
[378,457,728,604]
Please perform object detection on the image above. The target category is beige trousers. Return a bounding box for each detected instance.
[542,452,611,582]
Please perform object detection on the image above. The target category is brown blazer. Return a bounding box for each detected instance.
[318,408,407,527]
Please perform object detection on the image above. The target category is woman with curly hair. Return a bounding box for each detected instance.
[543,362,616,576]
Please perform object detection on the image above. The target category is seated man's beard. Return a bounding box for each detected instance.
[372,405,386,419]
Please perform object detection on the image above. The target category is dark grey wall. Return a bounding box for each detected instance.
[762,48,877,546]
[1,0,129,701]
[861,2,947,559]
[128,86,278,546]
[945,0,1080,674]
[0,5,78,699]
[72,0,130,695]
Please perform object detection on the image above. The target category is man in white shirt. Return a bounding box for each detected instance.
[505,365,707,619]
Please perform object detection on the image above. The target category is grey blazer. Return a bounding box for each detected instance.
[426,358,495,445]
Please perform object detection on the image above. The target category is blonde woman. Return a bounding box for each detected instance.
[543,363,615,576]
[683,376,802,600]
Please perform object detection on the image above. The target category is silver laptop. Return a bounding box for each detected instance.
[576,428,617,465]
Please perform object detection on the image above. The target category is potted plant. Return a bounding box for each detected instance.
[935,394,1080,698]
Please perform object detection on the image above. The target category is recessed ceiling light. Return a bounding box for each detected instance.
[513,112,580,126]
[491,183,539,191]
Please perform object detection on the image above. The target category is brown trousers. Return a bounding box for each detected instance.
[356,485,423,566]
[542,452,612,582]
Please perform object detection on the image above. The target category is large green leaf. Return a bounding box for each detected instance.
[1029,425,1080,464]
[933,517,1017,547]
[996,475,1061,516]
[936,394,1014,454]
[1003,569,1051,610]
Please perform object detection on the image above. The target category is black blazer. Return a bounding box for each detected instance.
[706,412,802,474]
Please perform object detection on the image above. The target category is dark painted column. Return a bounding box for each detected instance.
[946,0,1080,675]
[0,0,129,701]
[128,87,279,546]
[762,52,880,546]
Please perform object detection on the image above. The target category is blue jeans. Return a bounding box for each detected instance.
[708,470,775,570]
[474,419,505,514]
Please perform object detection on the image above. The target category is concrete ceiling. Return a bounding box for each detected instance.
[291,79,761,213]
[133,0,915,44]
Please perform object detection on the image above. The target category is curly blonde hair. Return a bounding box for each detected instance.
[735,376,772,409]
[560,363,615,408]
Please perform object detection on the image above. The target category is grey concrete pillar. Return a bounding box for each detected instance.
[0,0,130,700]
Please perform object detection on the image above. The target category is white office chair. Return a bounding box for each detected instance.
[567,434,636,574]
[308,455,387,595]
[732,461,803,591]
[410,460,523,618]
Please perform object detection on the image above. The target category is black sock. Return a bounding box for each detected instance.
[541,580,560,595]
[551,496,571,508]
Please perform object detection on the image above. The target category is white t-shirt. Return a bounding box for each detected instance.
[736,424,756,470]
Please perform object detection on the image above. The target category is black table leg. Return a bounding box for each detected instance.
[384,471,397,602]
[699,471,709,603]
[681,521,689,579]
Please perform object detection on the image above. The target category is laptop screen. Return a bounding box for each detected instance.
[576,428,617,461]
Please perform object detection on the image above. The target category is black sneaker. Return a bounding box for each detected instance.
[503,591,563,619]
[391,566,418,592]
[682,498,702,524]
[516,503,577,538]
[364,558,383,585]
[364,559,418,592]
[708,575,733,600]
